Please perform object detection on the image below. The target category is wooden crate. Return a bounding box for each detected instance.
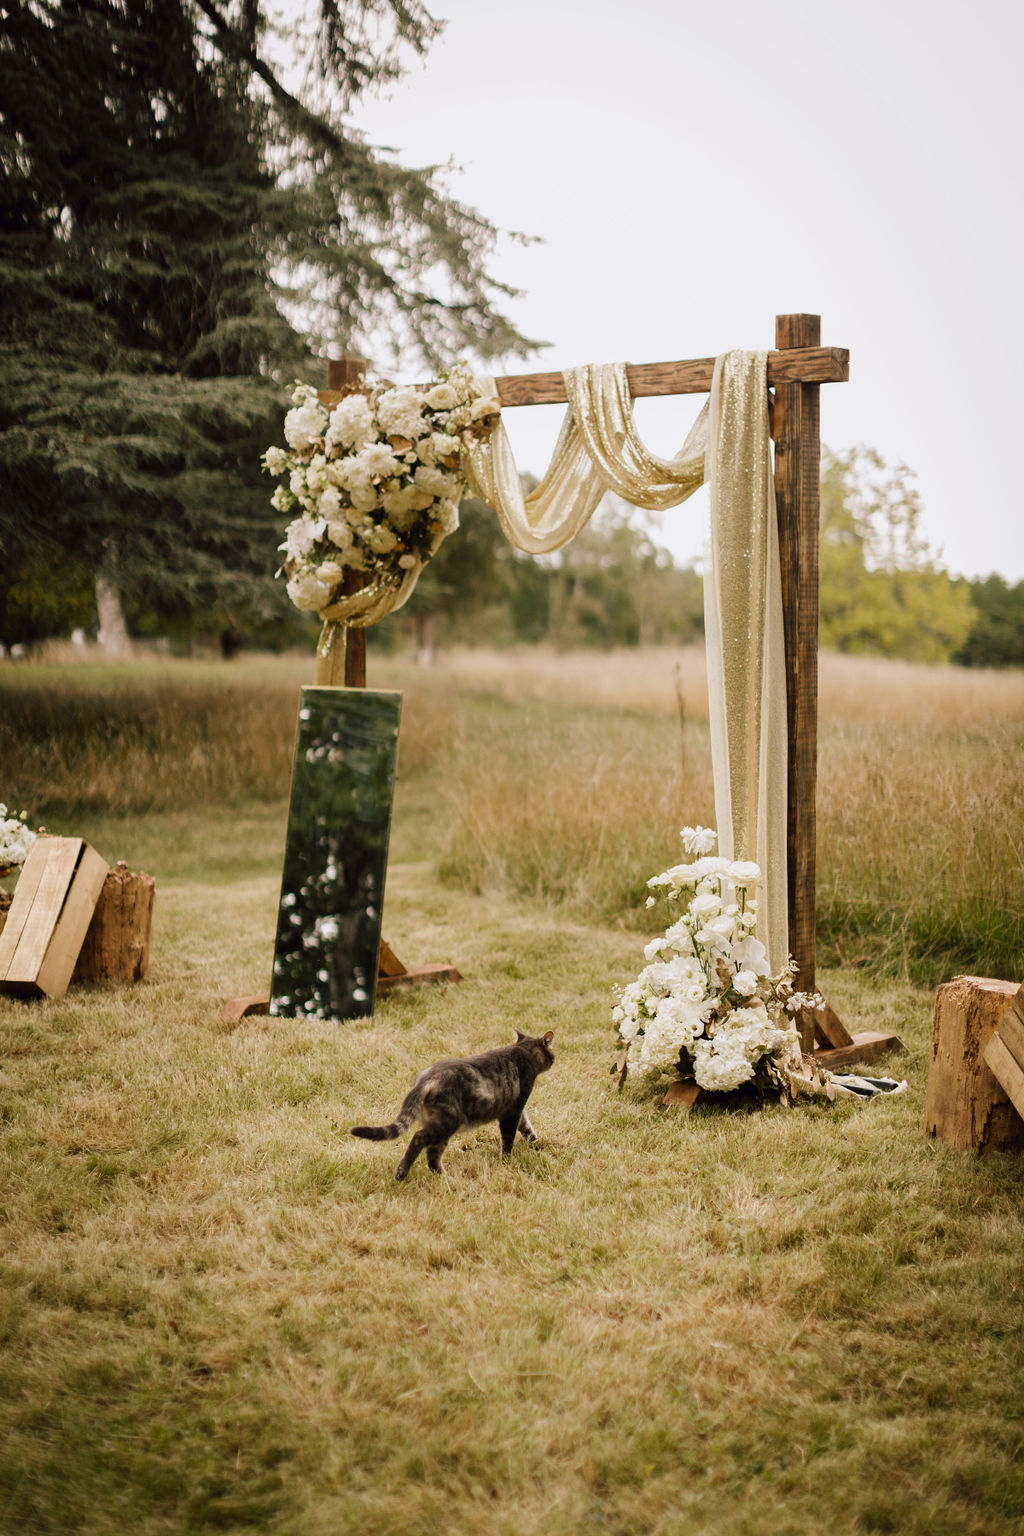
[983,984,1024,1126]
[0,837,109,999]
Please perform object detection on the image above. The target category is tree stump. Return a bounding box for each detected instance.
[73,862,155,984]
[923,975,1024,1154]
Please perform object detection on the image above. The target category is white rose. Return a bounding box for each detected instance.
[424,383,458,410]
[727,860,762,887]
[732,970,759,997]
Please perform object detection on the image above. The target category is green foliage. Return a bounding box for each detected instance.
[952,573,1024,668]
[400,494,704,650]
[0,0,535,642]
[819,447,976,663]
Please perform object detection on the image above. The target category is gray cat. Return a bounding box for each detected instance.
[351,1029,555,1180]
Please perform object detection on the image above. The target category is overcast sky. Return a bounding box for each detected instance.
[344,0,1023,580]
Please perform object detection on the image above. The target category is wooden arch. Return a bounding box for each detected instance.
[320,315,901,1064]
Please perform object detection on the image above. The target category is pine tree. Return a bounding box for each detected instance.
[0,0,534,645]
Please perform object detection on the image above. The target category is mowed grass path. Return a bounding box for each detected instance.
[2,822,1023,1533]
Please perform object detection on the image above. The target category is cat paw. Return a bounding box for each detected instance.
[394,1165,408,1181]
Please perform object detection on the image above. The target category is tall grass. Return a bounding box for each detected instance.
[2,646,1021,981]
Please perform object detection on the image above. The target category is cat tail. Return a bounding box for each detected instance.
[350,1095,419,1141]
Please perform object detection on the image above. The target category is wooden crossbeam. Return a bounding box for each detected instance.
[493,346,848,407]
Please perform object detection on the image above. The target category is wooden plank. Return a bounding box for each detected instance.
[0,838,83,984]
[219,994,271,1022]
[997,991,1024,1070]
[813,1030,905,1070]
[35,843,109,998]
[983,1033,1024,1123]
[812,1000,855,1049]
[376,964,462,994]
[774,313,821,994]
[0,837,51,975]
[377,938,408,979]
[493,347,848,407]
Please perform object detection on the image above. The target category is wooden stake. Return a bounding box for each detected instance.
[773,314,821,1000]
[318,357,368,688]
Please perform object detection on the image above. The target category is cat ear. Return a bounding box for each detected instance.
[543,1031,554,1044]
[514,1029,525,1041]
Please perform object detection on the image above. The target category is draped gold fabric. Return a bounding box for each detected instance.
[463,353,789,971]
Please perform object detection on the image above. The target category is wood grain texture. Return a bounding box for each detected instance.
[923,975,1024,1153]
[73,862,156,984]
[494,346,848,407]
[983,1034,1024,1123]
[773,314,821,993]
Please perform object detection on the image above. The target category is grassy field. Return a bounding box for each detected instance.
[0,646,1022,1533]
[3,644,1021,980]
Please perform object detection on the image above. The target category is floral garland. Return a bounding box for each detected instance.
[613,825,820,1097]
[0,804,38,880]
[262,365,500,625]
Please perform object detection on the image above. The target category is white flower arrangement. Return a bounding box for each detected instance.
[613,826,819,1097]
[262,365,500,620]
[0,804,39,879]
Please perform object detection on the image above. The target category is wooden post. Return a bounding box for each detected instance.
[73,862,155,984]
[773,314,821,1003]
[321,357,368,689]
[924,976,1024,1153]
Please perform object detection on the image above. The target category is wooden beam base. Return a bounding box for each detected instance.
[376,963,463,995]
[812,1031,906,1070]
[219,938,461,1022]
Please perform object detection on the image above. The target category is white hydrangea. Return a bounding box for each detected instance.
[324,394,374,452]
[0,806,37,871]
[376,387,427,440]
[286,569,335,612]
[283,398,327,451]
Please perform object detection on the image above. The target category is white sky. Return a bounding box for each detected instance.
[346,0,1023,580]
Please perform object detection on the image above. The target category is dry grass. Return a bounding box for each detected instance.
[1,855,1023,1535]
[2,644,1021,978]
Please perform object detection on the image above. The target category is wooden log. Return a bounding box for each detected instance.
[923,975,1024,1154]
[493,346,849,407]
[73,862,155,985]
[0,837,108,999]
[773,313,822,996]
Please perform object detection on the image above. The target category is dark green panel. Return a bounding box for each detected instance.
[269,687,402,1020]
